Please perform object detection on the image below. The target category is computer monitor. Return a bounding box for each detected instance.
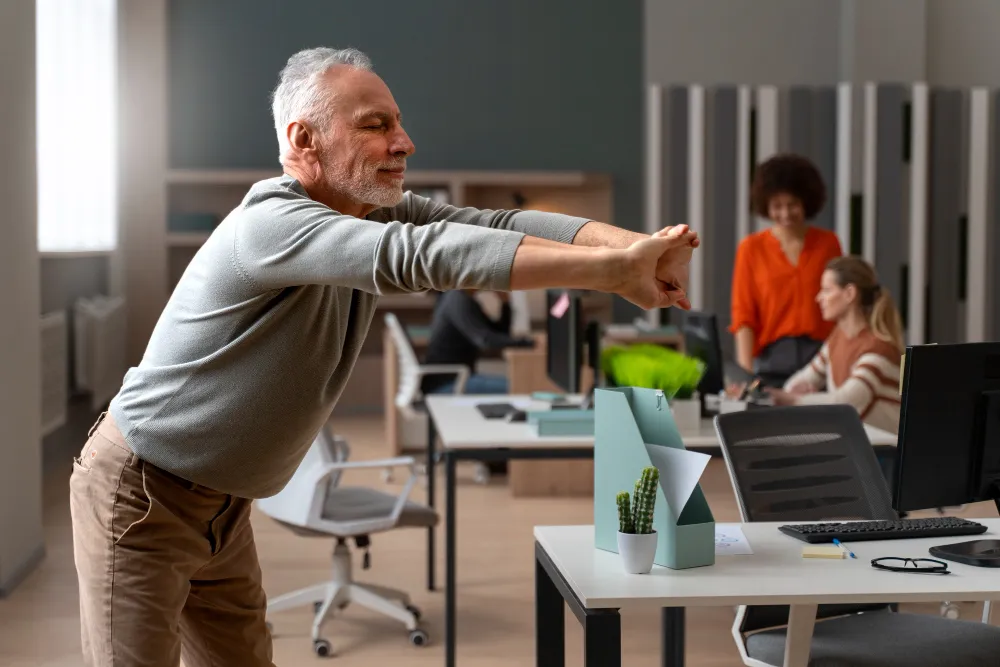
[681,310,724,399]
[545,290,600,406]
[894,342,1000,566]
[545,290,582,394]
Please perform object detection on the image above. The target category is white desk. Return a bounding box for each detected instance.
[534,521,1000,667]
[425,394,897,450]
[423,394,898,667]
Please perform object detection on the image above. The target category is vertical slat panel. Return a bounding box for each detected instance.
[660,86,689,326]
[810,88,837,231]
[927,89,963,344]
[908,83,929,345]
[755,86,780,232]
[688,85,706,310]
[736,86,752,242]
[862,83,877,264]
[707,86,738,357]
[645,84,661,236]
[874,84,906,307]
[991,90,1000,341]
[836,83,853,254]
[788,87,812,157]
[966,88,991,342]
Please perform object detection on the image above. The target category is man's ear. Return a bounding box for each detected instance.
[287,121,318,162]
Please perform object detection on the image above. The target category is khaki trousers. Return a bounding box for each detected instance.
[69,413,275,667]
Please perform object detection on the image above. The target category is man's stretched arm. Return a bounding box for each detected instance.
[571,220,647,249]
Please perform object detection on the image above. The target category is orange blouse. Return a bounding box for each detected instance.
[729,226,843,358]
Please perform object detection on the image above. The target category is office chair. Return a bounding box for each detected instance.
[256,425,437,657]
[715,405,1000,667]
[384,312,490,484]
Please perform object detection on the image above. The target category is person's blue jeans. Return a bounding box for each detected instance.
[430,373,509,395]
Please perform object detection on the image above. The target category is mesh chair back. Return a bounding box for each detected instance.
[384,313,423,408]
[715,404,897,633]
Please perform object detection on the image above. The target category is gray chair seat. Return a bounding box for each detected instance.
[274,486,437,538]
[746,609,1000,667]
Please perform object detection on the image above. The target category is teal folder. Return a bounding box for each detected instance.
[593,387,715,569]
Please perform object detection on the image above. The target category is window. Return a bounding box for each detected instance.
[36,0,118,253]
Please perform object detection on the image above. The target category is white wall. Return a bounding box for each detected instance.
[927,0,1000,87]
[0,0,44,596]
[645,0,842,86]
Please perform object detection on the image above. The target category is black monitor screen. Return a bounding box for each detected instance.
[681,311,724,397]
[895,343,1000,513]
[546,290,581,394]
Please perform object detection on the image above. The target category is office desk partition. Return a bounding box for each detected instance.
[535,522,1000,667]
[422,394,899,667]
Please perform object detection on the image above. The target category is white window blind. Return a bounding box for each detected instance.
[36,0,118,252]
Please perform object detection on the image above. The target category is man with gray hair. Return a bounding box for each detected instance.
[69,46,699,666]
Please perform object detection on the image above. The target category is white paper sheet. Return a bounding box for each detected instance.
[715,523,754,555]
[643,445,712,520]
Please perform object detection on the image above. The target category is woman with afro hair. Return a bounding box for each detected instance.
[729,153,843,387]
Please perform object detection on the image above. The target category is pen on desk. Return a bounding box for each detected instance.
[833,539,856,559]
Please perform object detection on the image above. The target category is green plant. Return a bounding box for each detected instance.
[617,466,659,534]
[616,491,634,534]
[601,344,705,400]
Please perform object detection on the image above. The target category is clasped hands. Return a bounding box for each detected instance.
[613,224,700,311]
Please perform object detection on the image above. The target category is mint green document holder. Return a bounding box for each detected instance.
[593,387,715,569]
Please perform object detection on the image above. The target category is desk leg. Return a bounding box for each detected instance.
[535,552,565,667]
[426,416,436,591]
[783,604,817,667]
[584,610,621,667]
[661,607,685,666]
[445,451,457,667]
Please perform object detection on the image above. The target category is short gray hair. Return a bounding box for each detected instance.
[270,47,374,162]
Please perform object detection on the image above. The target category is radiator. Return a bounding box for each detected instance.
[74,296,127,412]
[40,310,69,437]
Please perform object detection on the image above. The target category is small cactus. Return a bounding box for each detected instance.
[617,466,659,535]
[616,491,634,534]
[633,466,659,535]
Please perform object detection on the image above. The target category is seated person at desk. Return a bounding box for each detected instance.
[730,154,843,387]
[767,256,903,435]
[420,289,535,395]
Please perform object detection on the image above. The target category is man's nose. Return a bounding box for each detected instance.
[390,126,415,157]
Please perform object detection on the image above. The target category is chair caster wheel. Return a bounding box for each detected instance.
[314,601,323,614]
[314,639,333,657]
[409,629,429,647]
[473,465,490,485]
[382,468,394,483]
[405,604,422,620]
[942,603,960,619]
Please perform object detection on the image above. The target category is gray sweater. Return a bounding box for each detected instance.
[109,176,588,498]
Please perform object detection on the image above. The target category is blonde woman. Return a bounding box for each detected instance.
[767,256,904,434]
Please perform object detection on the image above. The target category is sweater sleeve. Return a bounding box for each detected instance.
[784,344,829,392]
[729,238,758,333]
[234,185,526,294]
[793,350,900,419]
[391,191,591,244]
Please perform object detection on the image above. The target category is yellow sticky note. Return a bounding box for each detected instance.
[802,545,846,559]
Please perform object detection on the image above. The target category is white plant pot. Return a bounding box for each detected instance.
[617,530,658,574]
[670,395,701,433]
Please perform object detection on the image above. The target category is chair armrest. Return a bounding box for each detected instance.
[320,456,416,471]
[416,364,469,394]
[304,458,421,535]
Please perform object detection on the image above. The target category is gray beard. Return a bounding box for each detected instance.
[354,178,404,209]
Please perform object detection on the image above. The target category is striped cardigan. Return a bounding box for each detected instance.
[783,326,902,435]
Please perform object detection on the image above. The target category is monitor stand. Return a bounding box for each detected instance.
[929,498,1000,568]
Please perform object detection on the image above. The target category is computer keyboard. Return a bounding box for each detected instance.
[779,517,988,544]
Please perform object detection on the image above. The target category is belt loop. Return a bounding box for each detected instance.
[88,411,108,438]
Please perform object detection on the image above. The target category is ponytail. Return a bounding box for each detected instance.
[869,287,904,352]
[826,255,905,353]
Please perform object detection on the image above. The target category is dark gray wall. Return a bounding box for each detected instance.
[169,0,643,319]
